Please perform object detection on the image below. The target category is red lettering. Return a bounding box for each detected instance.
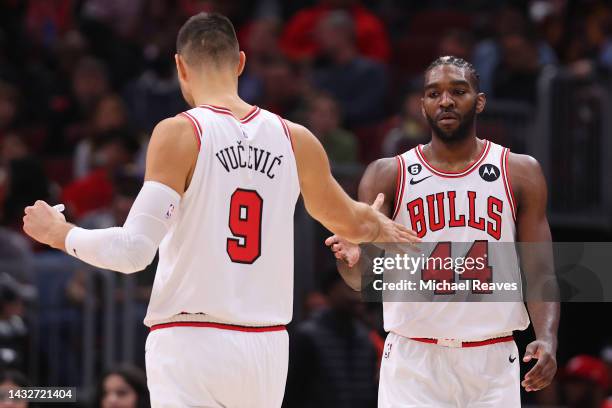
[407,198,426,238]
[447,191,466,227]
[487,196,503,240]
[467,191,485,231]
[426,193,446,231]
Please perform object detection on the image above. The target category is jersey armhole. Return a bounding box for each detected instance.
[178,111,203,150]
[501,148,517,221]
[276,115,294,152]
[391,155,406,220]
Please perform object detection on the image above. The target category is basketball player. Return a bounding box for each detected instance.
[22,13,418,408]
[326,56,559,407]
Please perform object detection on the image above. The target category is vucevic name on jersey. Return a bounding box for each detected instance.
[215,140,284,179]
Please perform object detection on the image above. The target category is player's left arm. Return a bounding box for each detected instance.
[22,116,198,273]
[509,152,560,392]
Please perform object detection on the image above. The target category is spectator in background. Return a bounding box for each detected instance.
[61,129,138,219]
[259,57,308,121]
[306,92,358,165]
[472,6,557,95]
[283,268,378,408]
[0,284,30,373]
[281,0,390,63]
[122,47,186,134]
[49,56,110,154]
[94,364,150,408]
[0,83,21,136]
[74,93,130,178]
[602,344,612,397]
[0,369,29,408]
[438,29,474,62]
[562,354,611,408]
[381,87,429,157]
[492,30,542,104]
[311,11,387,127]
[0,133,50,230]
[237,17,283,104]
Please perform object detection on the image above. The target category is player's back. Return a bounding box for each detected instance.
[144,105,299,328]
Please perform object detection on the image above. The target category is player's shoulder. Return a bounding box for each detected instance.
[156,115,195,135]
[364,156,398,179]
[149,115,200,154]
[506,152,543,175]
[506,152,547,203]
[283,119,308,137]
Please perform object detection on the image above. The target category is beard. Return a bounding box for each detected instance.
[426,102,477,143]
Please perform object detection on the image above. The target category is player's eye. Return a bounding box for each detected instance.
[428,92,439,98]
[454,89,466,95]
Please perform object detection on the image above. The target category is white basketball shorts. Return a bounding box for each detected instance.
[378,332,521,408]
[145,323,288,408]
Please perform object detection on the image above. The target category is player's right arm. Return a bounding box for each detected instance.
[289,121,416,245]
[23,116,197,273]
[324,157,400,290]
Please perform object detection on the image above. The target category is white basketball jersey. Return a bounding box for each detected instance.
[144,105,300,327]
[384,139,530,340]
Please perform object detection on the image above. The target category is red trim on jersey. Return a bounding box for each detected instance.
[240,106,261,123]
[501,148,517,221]
[276,115,294,152]
[179,112,202,149]
[410,335,513,348]
[149,321,286,333]
[415,140,491,178]
[392,155,406,220]
[199,104,261,123]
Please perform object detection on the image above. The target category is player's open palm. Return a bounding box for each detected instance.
[522,339,557,392]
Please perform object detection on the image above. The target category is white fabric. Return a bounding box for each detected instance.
[378,332,521,408]
[65,181,180,273]
[384,140,530,340]
[144,106,299,328]
[145,326,288,408]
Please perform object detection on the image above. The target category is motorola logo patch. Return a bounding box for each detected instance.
[479,164,500,182]
[408,164,422,175]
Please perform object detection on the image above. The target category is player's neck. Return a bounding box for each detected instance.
[424,135,483,171]
[189,73,250,113]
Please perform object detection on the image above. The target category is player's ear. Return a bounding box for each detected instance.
[421,97,426,119]
[237,51,246,77]
[476,92,486,114]
[175,54,188,82]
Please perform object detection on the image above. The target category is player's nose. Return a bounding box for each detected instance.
[439,91,454,108]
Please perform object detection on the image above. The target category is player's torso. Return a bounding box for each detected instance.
[384,139,530,340]
[145,105,300,327]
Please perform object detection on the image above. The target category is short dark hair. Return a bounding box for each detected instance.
[425,56,480,91]
[176,12,239,67]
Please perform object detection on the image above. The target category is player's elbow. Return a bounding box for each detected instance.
[111,233,157,274]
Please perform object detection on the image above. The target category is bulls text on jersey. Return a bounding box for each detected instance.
[405,191,504,240]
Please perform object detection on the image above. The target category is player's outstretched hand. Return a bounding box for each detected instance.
[370,193,420,243]
[521,339,557,392]
[23,200,69,249]
[325,235,361,267]
[325,193,420,266]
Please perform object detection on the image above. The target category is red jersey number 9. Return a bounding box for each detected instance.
[227,189,263,264]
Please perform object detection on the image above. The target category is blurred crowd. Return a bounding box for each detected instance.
[0,0,612,406]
